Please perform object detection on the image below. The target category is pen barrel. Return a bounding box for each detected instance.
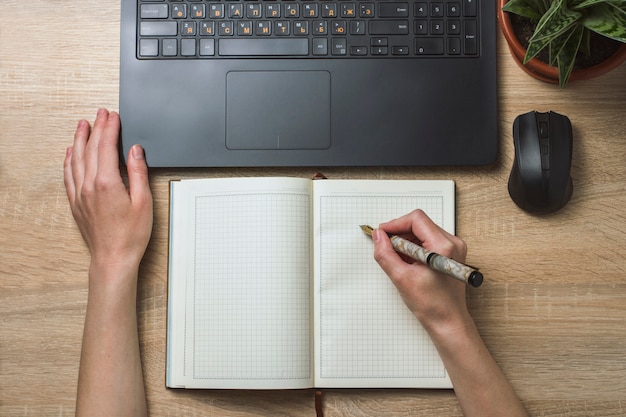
[427,253,472,284]
[389,235,430,264]
[389,236,483,287]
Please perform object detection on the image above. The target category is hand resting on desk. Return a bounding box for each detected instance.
[64,108,151,417]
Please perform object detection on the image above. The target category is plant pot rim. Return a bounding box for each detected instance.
[498,0,626,84]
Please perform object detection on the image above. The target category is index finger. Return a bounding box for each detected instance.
[379,209,437,237]
[372,228,425,283]
[96,111,123,180]
[379,209,459,253]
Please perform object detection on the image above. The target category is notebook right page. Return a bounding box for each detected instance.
[312,180,455,388]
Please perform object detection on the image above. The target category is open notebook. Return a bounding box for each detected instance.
[166,178,455,389]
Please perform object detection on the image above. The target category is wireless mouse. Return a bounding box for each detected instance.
[508,111,573,214]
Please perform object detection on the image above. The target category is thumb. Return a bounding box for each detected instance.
[127,144,151,206]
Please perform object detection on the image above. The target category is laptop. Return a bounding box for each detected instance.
[119,0,497,167]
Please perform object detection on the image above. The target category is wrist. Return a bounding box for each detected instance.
[88,259,140,293]
[420,309,476,346]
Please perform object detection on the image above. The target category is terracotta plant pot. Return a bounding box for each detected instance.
[498,0,626,84]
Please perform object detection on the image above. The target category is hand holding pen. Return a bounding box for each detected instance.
[366,209,479,324]
[367,210,528,417]
[361,225,483,288]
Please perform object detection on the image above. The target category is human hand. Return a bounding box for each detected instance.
[375,210,529,417]
[372,209,471,335]
[64,109,153,275]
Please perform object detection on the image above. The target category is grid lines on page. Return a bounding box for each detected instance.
[193,192,311,380]
[319,195,447,379]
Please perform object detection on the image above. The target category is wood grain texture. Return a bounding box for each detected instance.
[1,0,625,415]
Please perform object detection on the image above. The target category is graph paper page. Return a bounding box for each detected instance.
[167,178,314,389]
[312,180,454,388]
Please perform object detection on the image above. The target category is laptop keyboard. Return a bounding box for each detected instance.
[137,0,480,58]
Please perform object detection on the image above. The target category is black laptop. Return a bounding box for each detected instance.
[119,0,497,167]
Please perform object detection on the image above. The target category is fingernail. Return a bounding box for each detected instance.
[97,108,106,117]
[132,144,145,160]
[66,147,72,158]
[372,229,381,242]
[76,119,86,129]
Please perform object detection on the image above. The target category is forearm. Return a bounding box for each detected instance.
[427,318,528,417]
[76,264,147,417]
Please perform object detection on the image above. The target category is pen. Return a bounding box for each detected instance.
[360,225,483,287]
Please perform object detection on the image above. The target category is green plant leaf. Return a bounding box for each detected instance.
[502,0,547,19]
[548,40,557,65]
[582,2,626,41]
[580,27,592,55]
[573,0,624,10]
[508,0,625,83]
[548,30,576,65]
[572,0,603,9]
[524,0,582,62]
[531,0,582,42]
[557,24,585,87]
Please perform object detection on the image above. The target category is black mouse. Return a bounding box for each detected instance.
[508,111,573,214]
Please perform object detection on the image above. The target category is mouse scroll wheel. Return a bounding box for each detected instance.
[538,122,550,169]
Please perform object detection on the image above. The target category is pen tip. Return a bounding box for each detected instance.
[360,225,374,236]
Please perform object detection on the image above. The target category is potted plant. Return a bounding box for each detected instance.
[498,0,626,87]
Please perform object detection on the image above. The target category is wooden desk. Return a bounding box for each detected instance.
[1,1,624,415]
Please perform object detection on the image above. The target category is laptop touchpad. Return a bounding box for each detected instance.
[226,71,331,150]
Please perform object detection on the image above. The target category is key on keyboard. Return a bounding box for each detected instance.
[136,0,480,58]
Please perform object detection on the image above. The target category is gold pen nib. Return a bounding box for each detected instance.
[359,225,374,237]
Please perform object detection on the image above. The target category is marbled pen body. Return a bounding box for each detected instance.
[360,225,483,287]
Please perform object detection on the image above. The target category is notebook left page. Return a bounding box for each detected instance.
[167,177,314,389]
